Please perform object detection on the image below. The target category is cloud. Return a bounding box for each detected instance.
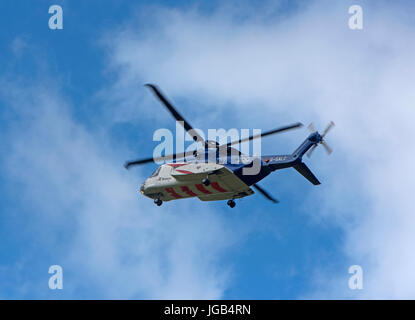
[11,37,29,57]
[2,0,415,299]
[103,1,415,298]
[0,76,236,299]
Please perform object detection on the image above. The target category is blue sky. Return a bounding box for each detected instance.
[0,0,414,299]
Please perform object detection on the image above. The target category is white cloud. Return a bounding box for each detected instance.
[104,1,415,298]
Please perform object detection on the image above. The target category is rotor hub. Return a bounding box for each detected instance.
[205,140,220,148]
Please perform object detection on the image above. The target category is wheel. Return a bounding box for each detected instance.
[202,178,210,186]
[227,199,236,208]
[154,199,163,206]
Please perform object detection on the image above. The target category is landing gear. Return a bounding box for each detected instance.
[202,178,210,186]
[154,198,163,206]
[227,199,236,208]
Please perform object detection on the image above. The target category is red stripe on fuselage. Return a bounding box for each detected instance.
[167,163,186,168]
[210,182,227,192]
[165,187,182,198]
[180,186,197,197]
[176,169,193,174]
[195,184,211,194]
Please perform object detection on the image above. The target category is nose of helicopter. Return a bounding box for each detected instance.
[140,181,157,199]
[140,183,146,194]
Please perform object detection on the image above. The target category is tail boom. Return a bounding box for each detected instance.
[260,132,323,185]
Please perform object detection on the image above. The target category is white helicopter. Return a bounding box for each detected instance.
[125,84,334,208]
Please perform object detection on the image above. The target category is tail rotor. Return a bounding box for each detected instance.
[306,121,335,158]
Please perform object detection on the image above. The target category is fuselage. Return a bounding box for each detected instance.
[139,131,325,204]
[140,148,295,202]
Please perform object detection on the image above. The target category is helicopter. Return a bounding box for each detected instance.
[124,84,334,208]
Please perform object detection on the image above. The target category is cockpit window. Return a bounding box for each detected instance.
[150,167,161,178]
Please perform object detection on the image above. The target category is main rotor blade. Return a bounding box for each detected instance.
[124,157,155,169]
[321,121,335,138]
[224,122,303,148]
[252,183,279,203]
[145,84,205,144]
[124,150,197,169]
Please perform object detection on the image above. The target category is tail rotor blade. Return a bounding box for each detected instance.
[307,123,316,132]
[322,121,335,138]
[321,141,333,155]
[306,144,317,158]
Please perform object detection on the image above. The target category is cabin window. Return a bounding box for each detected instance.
[150,167,161,177]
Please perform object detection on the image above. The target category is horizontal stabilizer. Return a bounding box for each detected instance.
[293,162,321,185]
